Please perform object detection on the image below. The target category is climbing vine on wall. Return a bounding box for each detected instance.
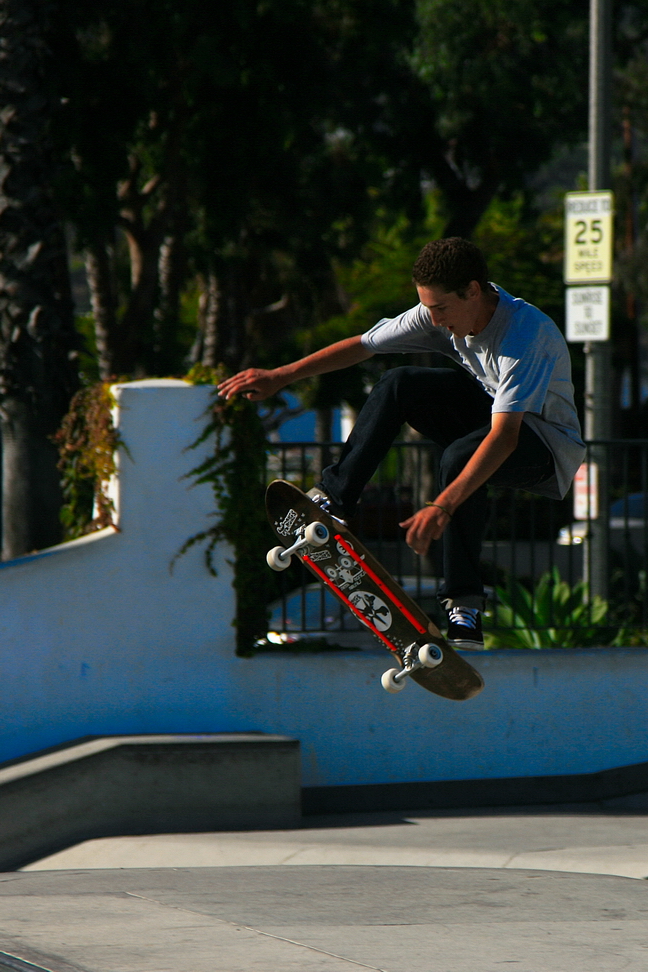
[52,383,122,540]
[181,364,273,655]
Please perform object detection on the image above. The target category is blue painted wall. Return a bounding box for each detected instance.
[224,647,648,786]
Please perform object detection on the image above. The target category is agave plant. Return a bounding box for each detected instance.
[484,566,612,649]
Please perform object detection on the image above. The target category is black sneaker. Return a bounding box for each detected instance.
[446,606,484,649]
[306,487,347,525]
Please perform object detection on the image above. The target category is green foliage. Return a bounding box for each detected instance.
[473,194,564,321]
[609,627,648,648]
[484,567,615,649]
[308,196,444,348]
[183,363,223,388]
[411,0,589,234]
[52,383,122,540]
[74,313,102,384]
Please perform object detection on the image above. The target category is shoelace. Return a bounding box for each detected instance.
[448,606,480,630]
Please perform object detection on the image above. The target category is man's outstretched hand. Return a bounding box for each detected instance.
[399,504,452,555]
[216,336,372,404]
[217,368,284,402]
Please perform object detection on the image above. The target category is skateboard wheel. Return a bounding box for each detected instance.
[418,644,443,668]
[267,545,291,571]
[381,668,407,694]
[304,521,329,547]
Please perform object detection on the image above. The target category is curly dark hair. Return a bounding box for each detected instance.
[412,238,490,297]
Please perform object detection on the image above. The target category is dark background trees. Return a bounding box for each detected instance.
[51,0,434,378]
[412,0,590,237]
[4,0,648,554]
[0,0,79,558]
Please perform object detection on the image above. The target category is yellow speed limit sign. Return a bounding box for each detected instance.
[564,191,614,284]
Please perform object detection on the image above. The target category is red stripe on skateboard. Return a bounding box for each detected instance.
[302,553,399,653]
[334,535,427,635]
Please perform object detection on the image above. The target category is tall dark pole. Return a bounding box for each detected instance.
[585,0,612,598]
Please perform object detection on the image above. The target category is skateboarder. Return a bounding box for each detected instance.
[218,238,585,649]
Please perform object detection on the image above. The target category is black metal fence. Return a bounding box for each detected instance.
[265,439,648,648]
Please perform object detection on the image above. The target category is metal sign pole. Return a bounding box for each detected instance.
[585,0,612,600]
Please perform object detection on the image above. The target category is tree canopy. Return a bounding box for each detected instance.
[5,0,648,554]
[47,0,598,381]
[412,0,590,235]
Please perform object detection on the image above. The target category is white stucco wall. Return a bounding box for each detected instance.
[0,380,236,762]
[0,380,647,789]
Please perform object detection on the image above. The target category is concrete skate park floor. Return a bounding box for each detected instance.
[6,796,648,972]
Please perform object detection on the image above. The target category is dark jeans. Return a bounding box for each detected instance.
[320,367,555,610]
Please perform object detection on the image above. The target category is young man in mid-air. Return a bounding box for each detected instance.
[218,238,585,650]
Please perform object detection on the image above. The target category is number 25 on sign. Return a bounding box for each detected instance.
[564,191,614,285]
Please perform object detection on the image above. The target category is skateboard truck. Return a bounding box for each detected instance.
[267,521,330,571]
[381,641,443,694]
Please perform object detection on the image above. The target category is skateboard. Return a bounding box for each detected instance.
[265,480,484,701]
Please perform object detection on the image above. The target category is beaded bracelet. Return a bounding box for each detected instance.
[425,501,453,518]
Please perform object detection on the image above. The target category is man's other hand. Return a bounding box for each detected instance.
[399,504,451,555]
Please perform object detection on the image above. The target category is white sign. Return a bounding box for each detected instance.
[565,286,610,342]
[573,462,598,520]
[564,191,614,284]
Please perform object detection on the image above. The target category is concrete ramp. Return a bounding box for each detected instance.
[0,734,300,870]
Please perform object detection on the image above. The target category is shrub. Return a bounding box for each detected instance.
[484,566,615,649]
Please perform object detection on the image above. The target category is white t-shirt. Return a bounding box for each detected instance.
[360,285,585,499]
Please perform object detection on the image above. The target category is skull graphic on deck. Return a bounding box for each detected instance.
[349,590,393,631]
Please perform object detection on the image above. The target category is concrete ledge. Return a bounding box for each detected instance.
[0,734,301,870]
[302,758,648,814]
[237,647,648,789]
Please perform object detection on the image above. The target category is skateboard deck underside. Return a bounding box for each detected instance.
[266,480,484,701]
